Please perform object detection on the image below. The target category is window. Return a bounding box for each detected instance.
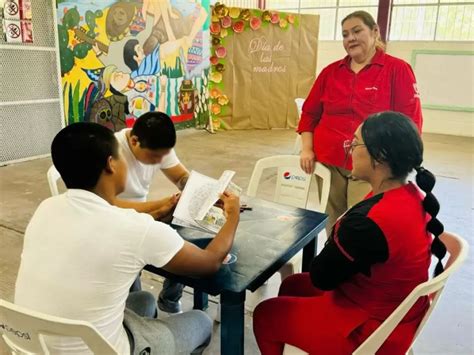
[220,0,473,41]
[390,0,474,40]
[265,0,378,40]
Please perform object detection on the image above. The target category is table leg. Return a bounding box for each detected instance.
[193,290,209,311]
[220,291,246,355]
[302,234,318,272]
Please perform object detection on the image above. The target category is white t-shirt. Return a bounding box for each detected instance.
[115,129,180,202]
[15,189,184,354]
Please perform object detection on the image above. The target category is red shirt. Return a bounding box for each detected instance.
[298,50,423,170]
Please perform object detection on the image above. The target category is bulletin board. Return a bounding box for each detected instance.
[208,4,319,130]
[411,50,474,112]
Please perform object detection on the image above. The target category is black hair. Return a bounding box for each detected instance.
[123,39,140,72]
[51,122,119,190]
[361,111,446,276]
[131,111,176,150]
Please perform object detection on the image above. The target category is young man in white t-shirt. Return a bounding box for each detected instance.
[113,112,190,220]
[15,122,240,354]
[113,112,190,313]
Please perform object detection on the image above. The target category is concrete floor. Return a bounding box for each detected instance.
[0,129,473,354]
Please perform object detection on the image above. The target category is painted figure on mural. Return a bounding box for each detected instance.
[92,1,198,122]
[142,0,207,77]
[178,79,197,115]
[84,64,170,125]
[83,66,132,131]
[105,1,144,42]
[120,33,191,78]
[99,0,206,74]
[57,0,210,130]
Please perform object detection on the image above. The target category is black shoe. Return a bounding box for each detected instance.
[157,296,183,314]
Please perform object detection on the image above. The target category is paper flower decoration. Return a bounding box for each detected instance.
[220,28,229,38]
[210,22,221,35]
[233,20,245,33]
[250,16,262,30]
[212,37,221,46]
[210,55,219,65]
[215,63,225,72]
[217,95,229,106]
[211,103,222,115]
[240,9,251,21]
[210,71,223,83]
[210,88,221,99]
[215,46,227,58]
[221,16,232,28]
[271,13,280,24]
[213,4,229,18]
[229,7,241,19]
[262,11,271,22]
[287,14,296,24]
[279,18,288,29]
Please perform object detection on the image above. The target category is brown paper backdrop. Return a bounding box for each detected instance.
[219,14,319,130]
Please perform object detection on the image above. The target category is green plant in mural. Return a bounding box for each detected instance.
[162,57,184,79]
[58,7,103,76]
[66,81,87,125]
[195,68,210,128]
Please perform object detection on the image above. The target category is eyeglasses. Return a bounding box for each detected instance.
[343,139,365,154]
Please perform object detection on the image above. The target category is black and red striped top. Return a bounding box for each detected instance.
[311,182,432,321]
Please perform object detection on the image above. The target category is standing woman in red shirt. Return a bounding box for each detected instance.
[298,11,423,231]
[254,111,445,354]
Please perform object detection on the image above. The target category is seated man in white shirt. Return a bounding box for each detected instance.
[15,122,240,354]
[113,111,190,313]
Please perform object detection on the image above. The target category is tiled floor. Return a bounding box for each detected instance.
[0,129,473,354]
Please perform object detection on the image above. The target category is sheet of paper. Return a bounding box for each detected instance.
[227,181,243,196]
[172,216,213,234]
[196,170,235,220]
[173,170,218,227]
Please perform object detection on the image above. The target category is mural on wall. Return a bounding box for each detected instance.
[56,0,210,131]
[208,3,319,130]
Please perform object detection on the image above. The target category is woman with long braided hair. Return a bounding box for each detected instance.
[253,111,446,355]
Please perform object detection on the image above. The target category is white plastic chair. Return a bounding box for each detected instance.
[292,98,305,155]
[282,232,469,355]
[47,165,61,196]
[0,299,118,354]
[247,155,330,212]
[247,155,331,279]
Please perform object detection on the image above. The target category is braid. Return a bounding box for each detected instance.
[415,167,446,276]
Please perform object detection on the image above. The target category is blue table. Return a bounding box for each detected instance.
[145,197,327,355]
